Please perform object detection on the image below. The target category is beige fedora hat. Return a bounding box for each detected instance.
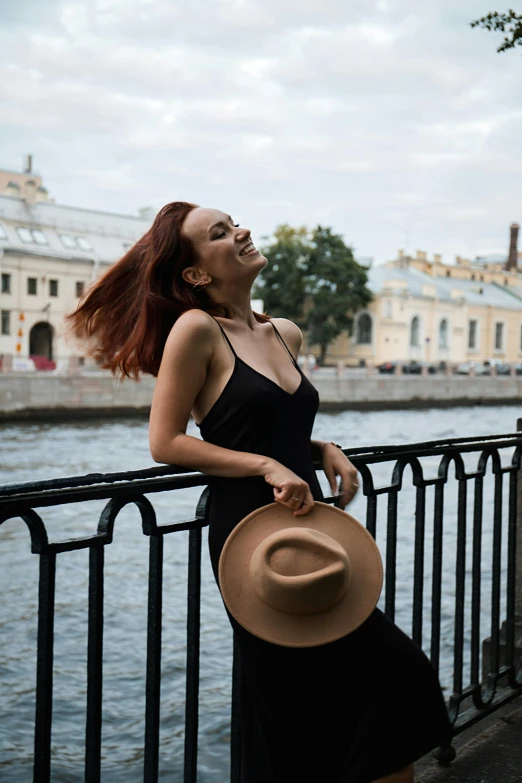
[218,501,383,648]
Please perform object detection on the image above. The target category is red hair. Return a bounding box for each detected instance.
[66,201,270,380]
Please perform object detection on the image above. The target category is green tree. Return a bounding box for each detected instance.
[253,224,309,323]
[254,224,373,365]
[304,225,373,365]
[471,10,522,52]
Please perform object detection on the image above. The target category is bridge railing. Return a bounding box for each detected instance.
[1,429,522,782]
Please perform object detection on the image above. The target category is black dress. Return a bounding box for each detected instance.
[196,317,452,783]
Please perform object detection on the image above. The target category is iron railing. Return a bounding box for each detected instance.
[1,430,522,782]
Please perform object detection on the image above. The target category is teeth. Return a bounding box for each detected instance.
[240,243,255,256]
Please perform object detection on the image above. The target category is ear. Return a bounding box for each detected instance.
[182,266,204,286]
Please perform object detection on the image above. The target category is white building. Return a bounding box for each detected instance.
[0,159,153,369]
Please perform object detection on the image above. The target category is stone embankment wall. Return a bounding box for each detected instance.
[1,372,522,422]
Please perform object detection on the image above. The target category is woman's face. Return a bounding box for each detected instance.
[181,207,266,287]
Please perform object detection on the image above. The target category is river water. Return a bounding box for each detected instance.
[0,404,520,782]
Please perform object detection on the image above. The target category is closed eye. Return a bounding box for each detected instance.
[215,223,240,239]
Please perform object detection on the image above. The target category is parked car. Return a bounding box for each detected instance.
[402,361,437,375]
[455,361,489,376]
[30,354,56,371]
[377,361,398,374]
[377,360,437,374]
[484,360,511,376]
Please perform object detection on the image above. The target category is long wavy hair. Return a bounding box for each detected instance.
[66,201,270,380]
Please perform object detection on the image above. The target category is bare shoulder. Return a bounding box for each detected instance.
[270,317,303,356]
[163,308,218,361]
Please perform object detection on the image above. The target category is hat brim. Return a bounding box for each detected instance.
[218,501,383,648]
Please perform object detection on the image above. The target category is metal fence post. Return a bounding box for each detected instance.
[481,418,522,681]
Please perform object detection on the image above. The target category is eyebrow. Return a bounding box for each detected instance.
[208,216,234,234]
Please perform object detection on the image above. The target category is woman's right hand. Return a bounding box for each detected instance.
[262,459,315,516]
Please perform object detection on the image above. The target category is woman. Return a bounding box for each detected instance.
[68,201,452,783]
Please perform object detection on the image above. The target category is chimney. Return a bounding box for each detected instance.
[506,223,519,271]
[23,154,33,174]
[23,179,37,204]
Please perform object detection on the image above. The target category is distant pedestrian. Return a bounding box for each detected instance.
[306,353,317,373]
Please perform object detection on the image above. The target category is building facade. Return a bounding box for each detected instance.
[0,160,152,369]
[321,226,522,367]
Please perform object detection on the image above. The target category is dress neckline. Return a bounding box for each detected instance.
[196,355,305,429]
[237,355,304,397]
[196,316,305,429]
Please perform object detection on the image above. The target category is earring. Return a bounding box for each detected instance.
[192,278,211,290]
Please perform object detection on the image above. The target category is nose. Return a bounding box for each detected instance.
[237,225,251,240]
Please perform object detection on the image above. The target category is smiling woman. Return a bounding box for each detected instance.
[66,200,452,783]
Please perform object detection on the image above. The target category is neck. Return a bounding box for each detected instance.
[211,288,259,330]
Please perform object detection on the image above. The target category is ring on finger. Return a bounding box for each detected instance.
[291,495,300,501]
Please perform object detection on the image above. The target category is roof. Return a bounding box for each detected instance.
[473,254,508,265]
[369,263,522,311]
[0,194,154,264]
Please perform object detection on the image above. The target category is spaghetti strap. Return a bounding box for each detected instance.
[269,321,299,368]
[210,316,238,358]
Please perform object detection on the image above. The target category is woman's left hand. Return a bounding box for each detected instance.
[321,444,360,509]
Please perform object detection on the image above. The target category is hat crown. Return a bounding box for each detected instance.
[249,527,352,616]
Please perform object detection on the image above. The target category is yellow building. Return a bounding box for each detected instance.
[322,226,522,368]
[0,158,152,369]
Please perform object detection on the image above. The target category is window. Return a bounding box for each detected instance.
[495,322,504,351]
[27,277,37,295]
[16,227,48,244]
[76,236,93,251]
[468,320,477,350]
[439,319,448,349]
[0,223,7,240]
[446,270,451,278]
[1,310,10,335]
[410,316,420,347]
[31,229,48,245]
[356,313,372,345]
[384,300,393,318]
[17,227,34,243]
[75,281,85,297]
[1,273,11,293]
[59,234,77,249]
[49,279,59,297]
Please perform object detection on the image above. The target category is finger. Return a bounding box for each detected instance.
[289,491,305,509]
[342,473,360,494]
[273,484,293,502]
[294,490,315,516]
[323,466,338,496]
[275,488,303,508]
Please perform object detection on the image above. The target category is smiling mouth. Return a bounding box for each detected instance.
[239,242,258,257]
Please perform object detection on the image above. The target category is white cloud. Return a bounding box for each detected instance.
[0,0,521,264]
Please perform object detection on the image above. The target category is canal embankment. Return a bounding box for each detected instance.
[1,371,522,422]
[416,696,522,783]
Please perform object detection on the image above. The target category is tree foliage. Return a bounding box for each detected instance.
[253,224,373,365]
[470,10,522,52]
[253,225,309,323]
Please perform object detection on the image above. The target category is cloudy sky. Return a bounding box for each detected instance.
[1,0,521,264]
